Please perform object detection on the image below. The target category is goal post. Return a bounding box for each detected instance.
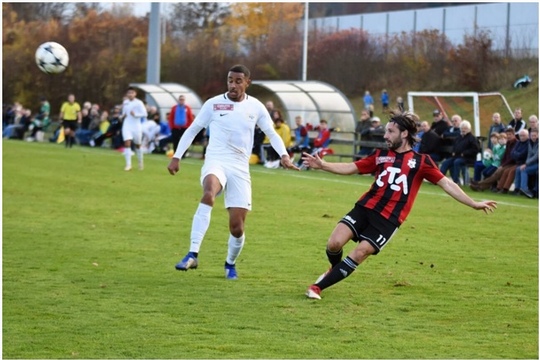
[407,91,513,137]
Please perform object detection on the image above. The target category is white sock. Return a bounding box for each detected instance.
[135,148,143,164]
[226,233,245,265]
[124,148,132,167]
[189,203,213,253]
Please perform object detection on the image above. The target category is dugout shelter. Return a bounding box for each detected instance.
[248,80,358,142]
[130,83,204,121]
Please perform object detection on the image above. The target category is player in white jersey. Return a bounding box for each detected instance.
[121,87,148,171]
[167,64,299,279]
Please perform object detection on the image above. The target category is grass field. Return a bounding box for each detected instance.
[3,140,538,359]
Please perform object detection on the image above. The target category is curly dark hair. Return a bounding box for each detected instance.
[387,109,420,147]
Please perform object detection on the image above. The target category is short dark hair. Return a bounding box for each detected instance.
[388,109,420,147]
[229,64,251,78]
[126,86,137,92]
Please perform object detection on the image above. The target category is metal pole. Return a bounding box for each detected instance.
[302,2,309,81]
[146,2,161,84]
[505,2,511,58]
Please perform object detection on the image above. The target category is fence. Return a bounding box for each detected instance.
[309,2,538,57]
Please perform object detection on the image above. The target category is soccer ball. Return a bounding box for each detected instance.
[35,42,69,74]
[483,150,493,161]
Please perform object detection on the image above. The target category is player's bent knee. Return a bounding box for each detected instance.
[229,224,244,238]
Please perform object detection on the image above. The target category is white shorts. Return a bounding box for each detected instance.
[122,120,142,144]
[201,161,252,210]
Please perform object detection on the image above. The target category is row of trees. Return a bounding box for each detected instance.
[3,3,536,117]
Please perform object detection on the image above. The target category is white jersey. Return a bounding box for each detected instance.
[174,93,287,164]
[122,98,147,126]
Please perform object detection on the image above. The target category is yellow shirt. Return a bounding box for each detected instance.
[60,102,81,121]
[275,123,292,148]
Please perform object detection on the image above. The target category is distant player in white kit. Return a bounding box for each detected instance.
[167,64,299,279]
[122,87,148,171]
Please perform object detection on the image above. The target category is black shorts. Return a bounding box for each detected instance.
[339,203,399,255]
[62,120,78,131]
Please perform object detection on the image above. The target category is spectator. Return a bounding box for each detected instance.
[312,119,331,149]
[90,105,123,149]
[440,114,462,158]
[265,100,279,121]
[528,114,538,133]
[418,121,442,162]
[396,96,405,112]
[473,132,505,182]
[363,91,374,113]
[516,128,538,198]
[439,120,479,185]
[381,89,389,112]
[37,96,51,131]
[487,112,505,149]
[412,122,423,152]
[288,116,310,165]
[431,109,450,136]
[507,108,526,134]
[59,93,82,148]
[168,95,194,152]
[264,118,291,169]
[496,129,529,194]
[356,109,372,156]
[358,116,385,157]
[470,128,518,192]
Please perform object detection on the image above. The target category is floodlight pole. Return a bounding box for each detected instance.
[147,3,161,84]
[301,2,309,81]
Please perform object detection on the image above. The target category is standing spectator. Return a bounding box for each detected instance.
[363,91,374,115]
[380,89,389,112]
[356,109,372,156]
[302,110,496,300]
[515,128,538,198]
[166,64,298,279]
[431,109,450,136]
[59,94,82,148]
[168,95,194,152]
[439,120,479,185]
[122,87,148,171]
[442,114,462,142]
[358,116,385,157]
[507,108,526,134]
[418,121,442,162]
[487,112,506,149]
[396,96,405,112]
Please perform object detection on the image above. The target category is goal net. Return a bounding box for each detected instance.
[407,92,513,137]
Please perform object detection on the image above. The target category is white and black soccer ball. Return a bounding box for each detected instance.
[35,42,69,74]
[483,150,493,161]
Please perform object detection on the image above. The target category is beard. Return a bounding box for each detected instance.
[387,138,403,151]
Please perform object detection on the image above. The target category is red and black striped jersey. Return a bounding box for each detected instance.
[354,149,444,226]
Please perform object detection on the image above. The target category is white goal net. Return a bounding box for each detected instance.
[407,91,514,137]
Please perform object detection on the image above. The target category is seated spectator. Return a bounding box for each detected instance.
[528,114,538,133]
[473,132,506,182]
[431,109,450,136]
[76,108,101,145]
[358,116,385,157]
[264,117,291,169]
[418,121,442,162]
[470,128,517,192]
[487,112,506,149]
[439,120,479,185]
[312,119,331,150]
[287,116,310,166]
[252,125,265,163]
[495,128,529,194]
[90,106,123,149]
[440,114,462,158]
[412,122,423,152]
[515,128,538,198]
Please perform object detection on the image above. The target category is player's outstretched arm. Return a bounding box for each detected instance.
[437,177,497,214]
[301,152,358,175]
[167,157,181,175]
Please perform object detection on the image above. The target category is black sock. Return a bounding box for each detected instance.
[316,256,358,290]
[326,248,343,268]
[69,136,74,147]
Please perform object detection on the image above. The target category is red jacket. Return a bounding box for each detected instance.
[314,128,331,147]
[168,104,194,130]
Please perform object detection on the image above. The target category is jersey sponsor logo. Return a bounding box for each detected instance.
[376,166,409,194]
[376,156,395,165]
[214,104,234,111]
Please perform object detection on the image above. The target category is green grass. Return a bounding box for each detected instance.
[3,141,538,359]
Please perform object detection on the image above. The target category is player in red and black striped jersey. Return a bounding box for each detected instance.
[302,110,497,300]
